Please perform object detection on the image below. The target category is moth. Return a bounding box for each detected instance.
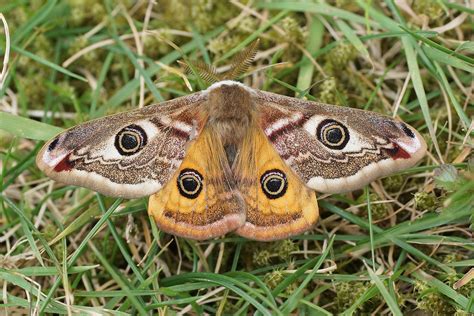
[36,45,426,241]
[36,79,426,241]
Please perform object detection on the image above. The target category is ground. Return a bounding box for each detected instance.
[0,0,473,315]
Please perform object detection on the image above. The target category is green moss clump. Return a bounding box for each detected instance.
[263,270,284,289]
[413,0,444,22]
[160,0,240,33]
[382,174,405,192]
[209,35,244,56]
[283,282,299,296]
[253,249,271,267]
[333,281,369,312]
[442,253,459,264]
[42,223,65,260]
[0,130,14,149]
[317,77,339,105]
[314,43,360,106]
[414,192,438,211]
[280,16,306,44]
[143,30,176,58]
[237,16,259,34]
[357,192,390,221]
[67,0,105,26]
[68,36,105,74]
[325,43,358,72]
[274,239,298,261]
[415,281,456,315]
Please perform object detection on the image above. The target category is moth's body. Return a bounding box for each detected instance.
[37,80,427,241]
[206,81,254,144]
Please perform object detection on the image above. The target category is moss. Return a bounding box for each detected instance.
[442,253,460,265]
[358,192,390,221]
[333,281,370,312]
[249,240,299,267]
[454,310,470,316]
[16,73,48,107]
[283,282,299,296]
[237,16,259,34]
[0,130,14,149]
[209,35,244,56]
[274,239,298,261]
[67,0,105,26]
[5,7,27,34]
[325,43,358,72]
[414,192,438,211]
[253,249,271,267]
[415,280,456,315]
[160,0,240,33]
[279,16,306,44]
[42,223,66,260]
[143,30,176,58]
[263,270,285,289]
[382,174,405,192]
[316,77,339,105]
[68,36,104,73]
[413,0,444,22]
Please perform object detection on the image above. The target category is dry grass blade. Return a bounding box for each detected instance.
[223,39,260,80]
[0,13,10,90]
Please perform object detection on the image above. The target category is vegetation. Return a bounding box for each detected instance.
[0,0,472,314]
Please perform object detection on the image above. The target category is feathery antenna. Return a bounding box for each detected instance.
[223,39,260,80]
[179,40,259,84]
[177,60,220,84]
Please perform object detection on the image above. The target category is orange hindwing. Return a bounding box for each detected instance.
[234,127,319,241]
[148,128,245,240]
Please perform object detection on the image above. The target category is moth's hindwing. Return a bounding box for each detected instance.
[235,127,319,241]
[148,128,246,240]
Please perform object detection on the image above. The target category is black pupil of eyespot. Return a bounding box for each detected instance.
[401,123,415,138]
[260,169,287,199]
[115,124,147,156]
[48,138,59,151]
[266,177,283,193]
[121,133,139,150]
[177,169,203,199]
[182,177,198,192]
[317,119,350,150]
[326,127,343,143]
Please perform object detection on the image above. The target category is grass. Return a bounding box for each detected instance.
[0,0,473,315]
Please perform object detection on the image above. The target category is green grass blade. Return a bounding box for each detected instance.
[13,45,87,82]
[296,17,324,94]
[412,269,474,312]
[280,235,335,314]
[217,10,288,62]
[257,1,378,27]
[433,61,471,128]
[365,263,403,316]
[0,112,64,140]
[11,0,58,45]
[88,241,148,314]
[334,18,371,60]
